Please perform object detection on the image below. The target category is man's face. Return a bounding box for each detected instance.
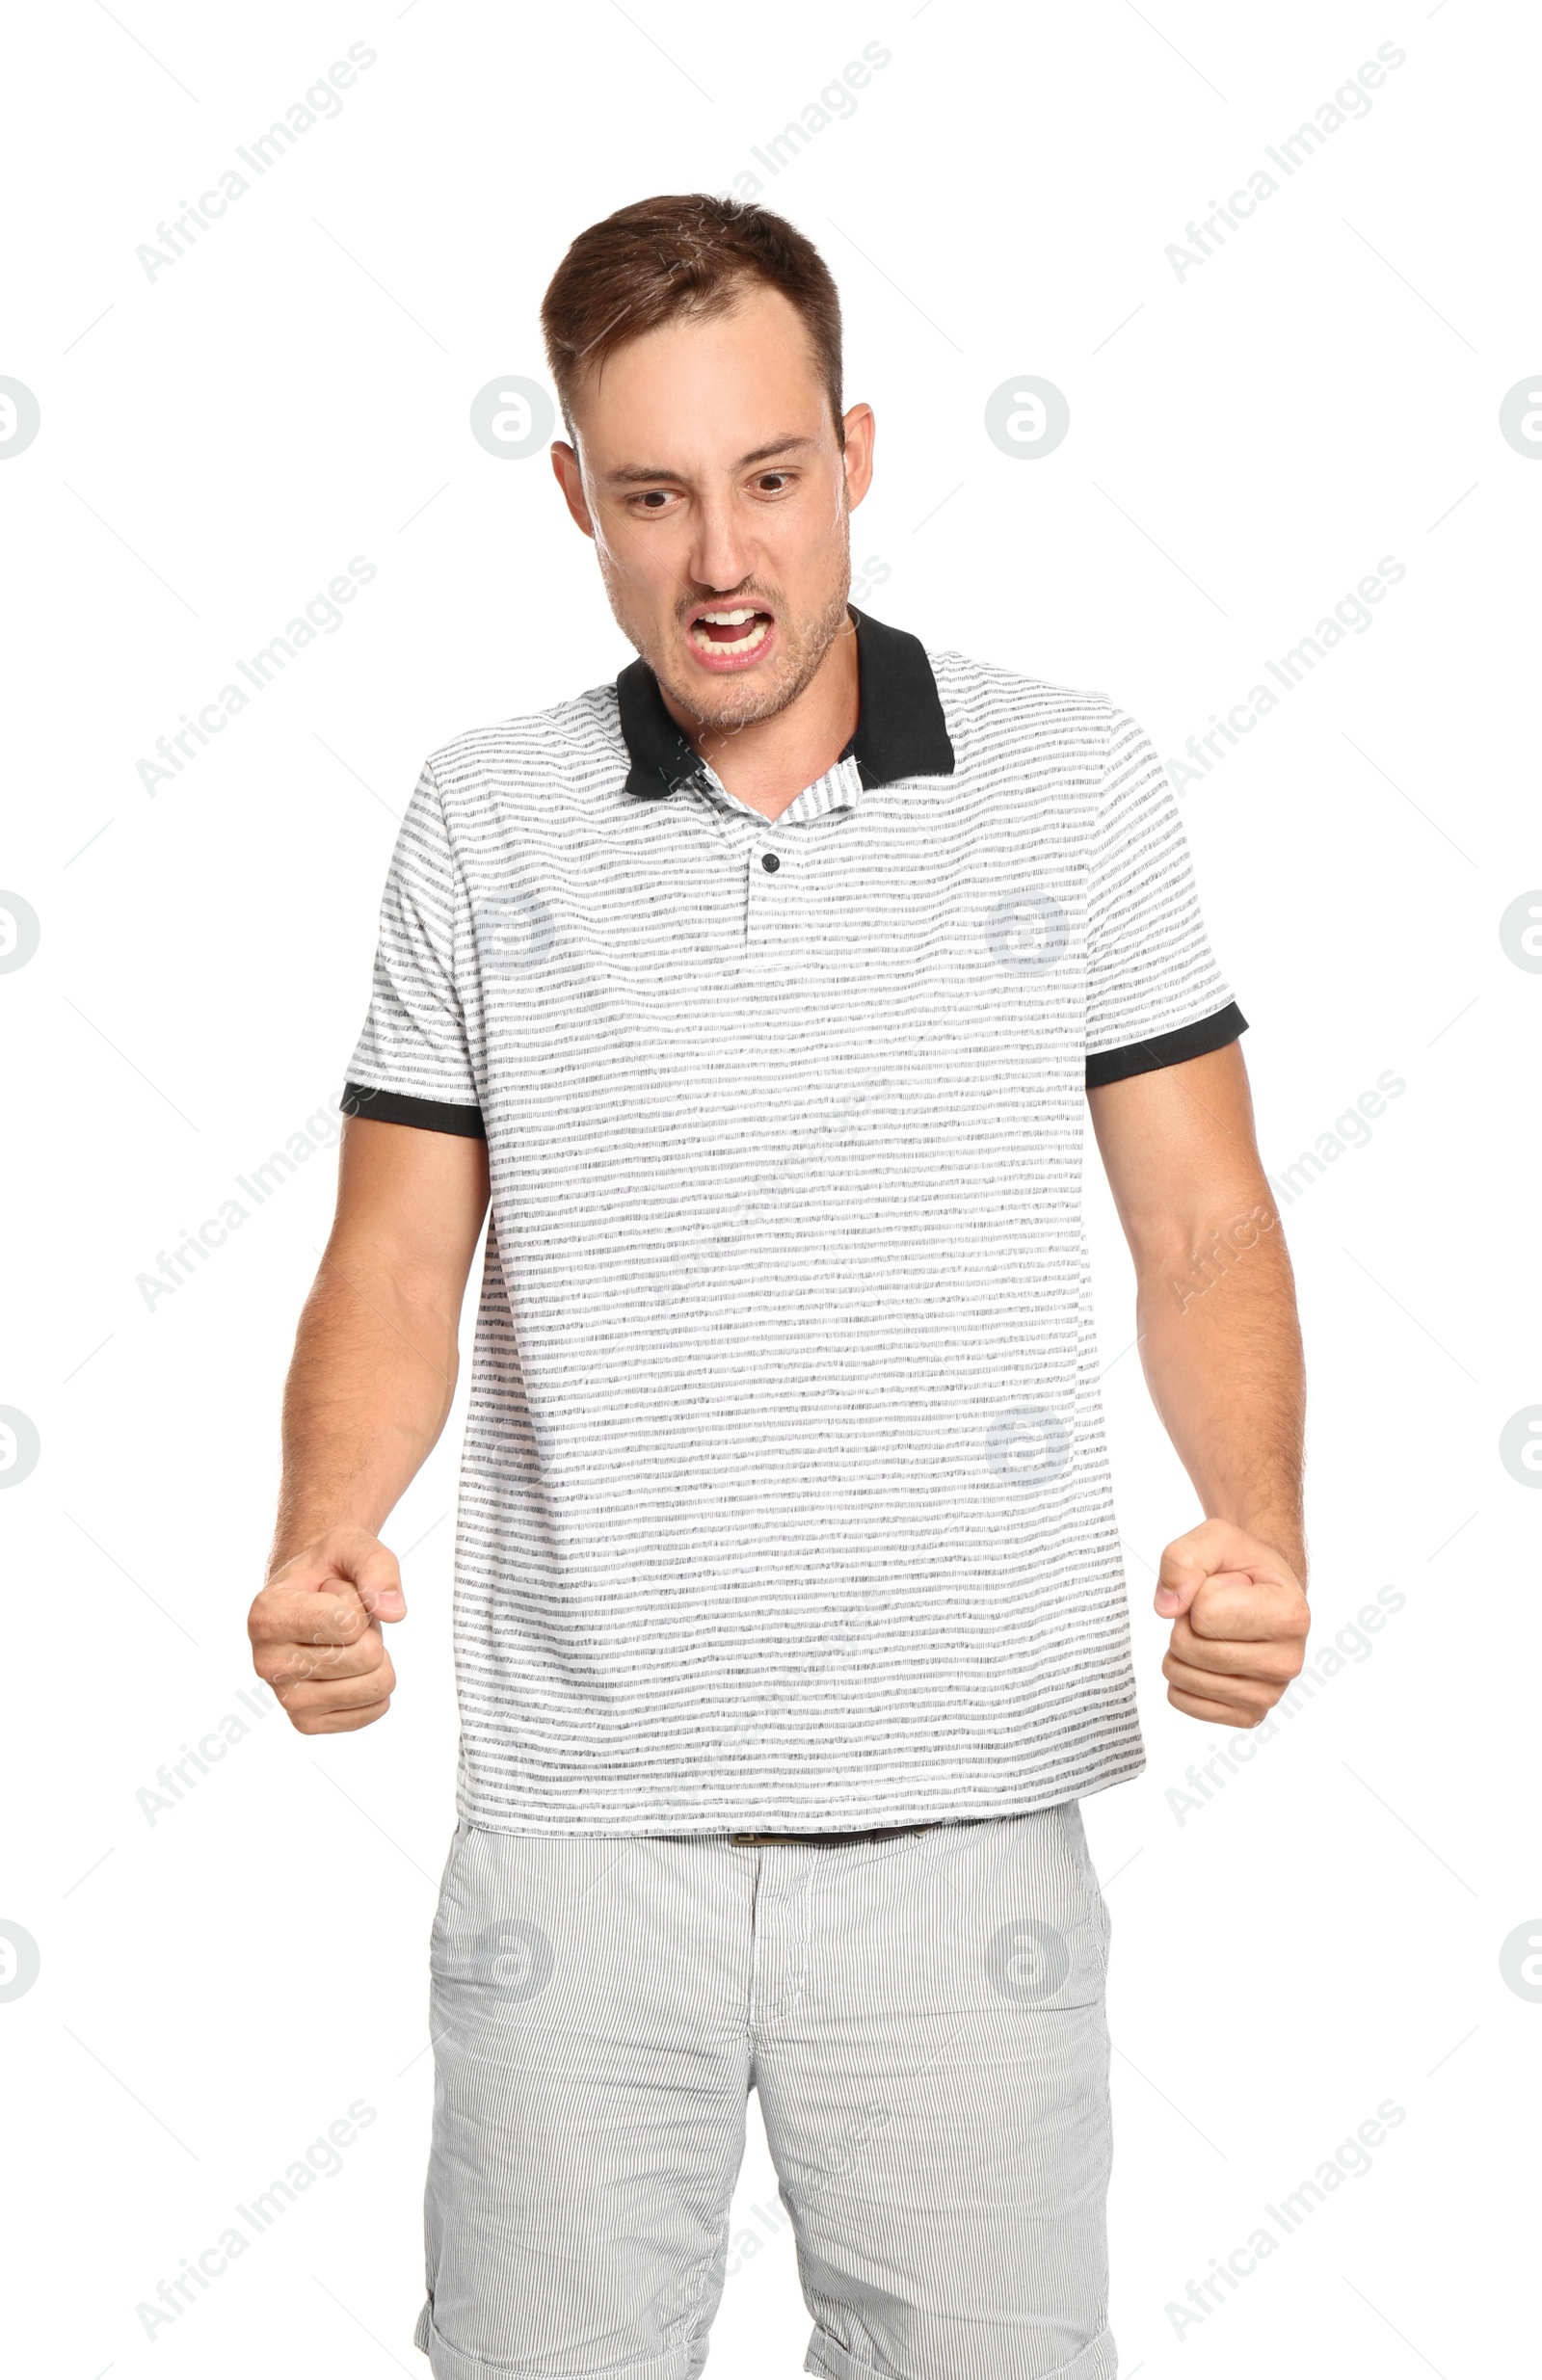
[550,280,873,732]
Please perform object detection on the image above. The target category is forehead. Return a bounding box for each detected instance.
[573,281,831,468]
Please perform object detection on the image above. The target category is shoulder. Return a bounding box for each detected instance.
[925,647,1130,778]
[420,681,625,816]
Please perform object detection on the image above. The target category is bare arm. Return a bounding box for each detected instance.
[270,1116,490,1562]
[249,1116,490,1732]
[1088,1042,1310,1725]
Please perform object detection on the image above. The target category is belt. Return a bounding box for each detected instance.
[727,1823,941,1847]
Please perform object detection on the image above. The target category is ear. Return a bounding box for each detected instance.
[840,403,876,510]
[550,440,596,540]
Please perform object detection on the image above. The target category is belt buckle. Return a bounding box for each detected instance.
[727,1824,937,1848]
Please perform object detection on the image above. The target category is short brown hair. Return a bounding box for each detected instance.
[540,193,845,448]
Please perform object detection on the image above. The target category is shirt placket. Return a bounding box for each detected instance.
[745,822,790,955]
[694,755,861,959]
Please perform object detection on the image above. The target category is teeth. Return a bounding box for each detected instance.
[690,614,770,657]
[700,607,758,624]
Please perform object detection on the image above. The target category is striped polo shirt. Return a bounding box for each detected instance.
[343,609,1245,1836]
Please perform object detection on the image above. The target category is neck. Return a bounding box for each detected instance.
[657,611,860,824]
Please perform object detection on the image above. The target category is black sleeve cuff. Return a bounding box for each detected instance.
[340,1082,487,1139]
[1085,1000,1248,1089]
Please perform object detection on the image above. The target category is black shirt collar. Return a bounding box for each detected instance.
[615,606,955,802]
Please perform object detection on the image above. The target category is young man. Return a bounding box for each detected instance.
[248,197,1309,2380]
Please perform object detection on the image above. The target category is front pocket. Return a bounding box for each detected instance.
[1056,1802,1111,1972]
[428,1819,478,1957]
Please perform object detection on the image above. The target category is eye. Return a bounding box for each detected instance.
[754,472,794,493]
[631,489,676,511]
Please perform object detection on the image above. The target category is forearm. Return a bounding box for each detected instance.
[1134,1200,1307,1580]
[268,1253,461,1575]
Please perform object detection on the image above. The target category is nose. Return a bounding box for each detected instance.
[686,493,758,598]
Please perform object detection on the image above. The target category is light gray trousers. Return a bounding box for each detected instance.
[415,1805,1115,2380]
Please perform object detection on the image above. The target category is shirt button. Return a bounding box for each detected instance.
[760,852,781,873]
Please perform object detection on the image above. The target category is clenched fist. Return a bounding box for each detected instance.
[1154,1520,1309,1728]
[248,1526,408,1733]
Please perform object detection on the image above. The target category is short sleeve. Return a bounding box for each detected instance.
[1084,706,1246,1087]
[342,759,484,1130]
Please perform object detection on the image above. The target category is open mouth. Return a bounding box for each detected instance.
[687,606,774,659]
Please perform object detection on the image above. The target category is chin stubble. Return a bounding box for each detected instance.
[660,580,853,736]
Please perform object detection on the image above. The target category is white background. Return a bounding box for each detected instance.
[2,2,1536,2373]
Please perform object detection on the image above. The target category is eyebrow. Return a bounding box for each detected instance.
[601,436,818,487]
